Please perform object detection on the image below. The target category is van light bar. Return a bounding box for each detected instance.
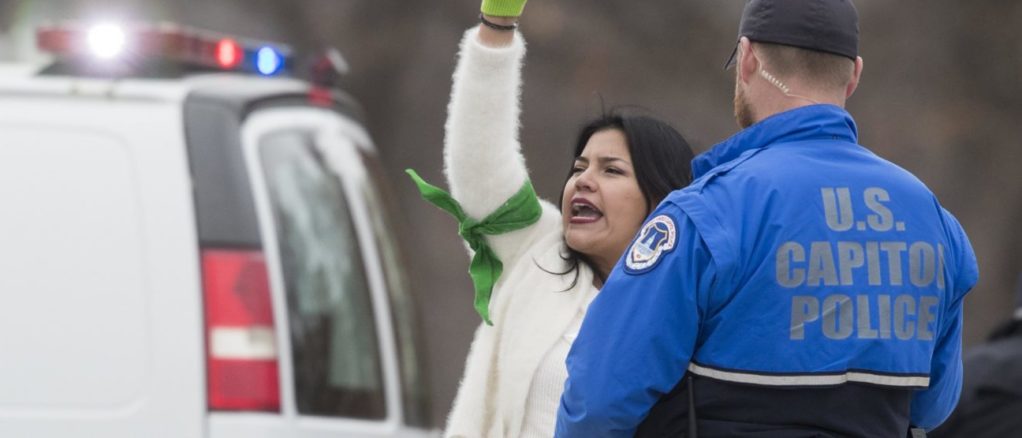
[36,22,293,76]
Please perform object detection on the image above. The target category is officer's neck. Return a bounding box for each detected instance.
[751,88,847,125]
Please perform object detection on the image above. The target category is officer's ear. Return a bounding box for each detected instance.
[737,37,759,86]
[845,56,864,99]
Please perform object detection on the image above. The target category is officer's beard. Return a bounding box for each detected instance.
[734,78,755,129]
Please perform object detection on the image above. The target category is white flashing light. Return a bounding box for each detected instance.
[87,24,126,59]
[256,47,282,75]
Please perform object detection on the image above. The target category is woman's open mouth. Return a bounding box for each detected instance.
[569,198,603,224]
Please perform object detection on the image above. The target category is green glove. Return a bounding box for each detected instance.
[406,169,542,325]
[481,0,527,18]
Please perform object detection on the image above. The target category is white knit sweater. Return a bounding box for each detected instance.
[443,28,599,438]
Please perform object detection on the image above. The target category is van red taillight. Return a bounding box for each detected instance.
[202,249,280,411]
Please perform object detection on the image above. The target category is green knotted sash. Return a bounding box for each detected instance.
[406,169,542,325]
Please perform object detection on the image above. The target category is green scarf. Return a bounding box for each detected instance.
[406,169,542,325]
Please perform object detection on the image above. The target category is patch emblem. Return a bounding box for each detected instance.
[625,214,677,273]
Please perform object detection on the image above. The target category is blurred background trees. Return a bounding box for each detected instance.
[1,0,1019,425]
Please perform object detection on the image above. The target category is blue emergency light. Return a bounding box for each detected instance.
[256,47,283,76]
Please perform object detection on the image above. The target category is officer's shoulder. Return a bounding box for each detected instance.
[678,147,773,195]
[858,147,939,195]
[661,186,698,208]
[624,211,682,274]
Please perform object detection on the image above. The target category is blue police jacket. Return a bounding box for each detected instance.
[556,105,979,437]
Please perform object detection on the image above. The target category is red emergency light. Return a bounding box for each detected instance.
[216,38,243,69]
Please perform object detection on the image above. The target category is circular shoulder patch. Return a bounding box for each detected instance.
[625,214,677,274]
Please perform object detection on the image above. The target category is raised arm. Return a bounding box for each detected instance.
[443,4,560,261]
[406,1,561,325]
[444,21,528,221]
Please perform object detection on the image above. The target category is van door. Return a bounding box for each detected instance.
[0,96,204,438]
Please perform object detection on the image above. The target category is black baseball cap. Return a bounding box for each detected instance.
[724,0,860,69]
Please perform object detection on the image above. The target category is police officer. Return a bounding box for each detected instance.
[555,0,979,436]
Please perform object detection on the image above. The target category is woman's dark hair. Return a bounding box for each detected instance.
[548,109,695,286]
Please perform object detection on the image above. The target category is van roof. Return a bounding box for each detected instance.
[0,62,316,104]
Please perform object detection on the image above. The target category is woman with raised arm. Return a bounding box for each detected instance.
[407,1,695,436]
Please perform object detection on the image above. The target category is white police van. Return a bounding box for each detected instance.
[0,22,434,438]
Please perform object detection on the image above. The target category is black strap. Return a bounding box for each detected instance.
[688,374,698,437]
[478,14,518,32]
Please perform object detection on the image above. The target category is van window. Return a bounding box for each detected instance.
[259,130,385,420]
[356,150,431,427]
